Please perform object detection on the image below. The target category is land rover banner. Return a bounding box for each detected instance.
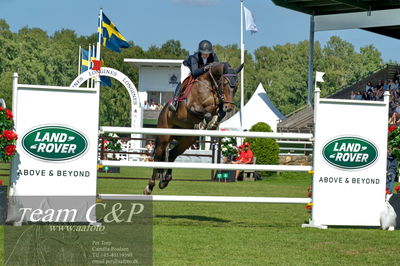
[10,83,99,221]
[312,95,389,226]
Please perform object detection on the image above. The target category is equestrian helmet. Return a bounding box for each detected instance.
[198,40,213,54]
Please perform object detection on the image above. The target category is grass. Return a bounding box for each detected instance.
[1,163,400,265]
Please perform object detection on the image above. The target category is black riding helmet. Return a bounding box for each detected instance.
[198,40,213,54]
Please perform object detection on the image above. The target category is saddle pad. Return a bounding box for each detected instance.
[178,76,195,102]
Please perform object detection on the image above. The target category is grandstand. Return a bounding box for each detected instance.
[278,65,400,132]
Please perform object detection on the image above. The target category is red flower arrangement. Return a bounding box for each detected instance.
[307,185,312,198]
[395,185,400,193]
[389,125,397,133]
[0,108,17,161]
[305,186,313,212]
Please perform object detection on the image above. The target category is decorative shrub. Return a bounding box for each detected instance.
[243,122,279,176]
[388,125,400,160]
[221,137,238,162]
[100,133,122,160]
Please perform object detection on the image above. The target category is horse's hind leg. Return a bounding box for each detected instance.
[144,136,171,195]
[159,136,197,189]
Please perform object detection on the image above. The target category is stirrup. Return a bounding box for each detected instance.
[169,100,178,111]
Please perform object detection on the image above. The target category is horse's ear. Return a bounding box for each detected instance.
[235,63,244,73]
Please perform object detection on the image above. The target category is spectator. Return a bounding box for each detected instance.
[156,103,163,110]
[350,91,356,100]
[376,80,383,90]
[145,141,155,156]
[143,100,149,110]
[366,81,373,92]
[362,91,370,100]
[393,80,399,92]
[149,101,157,110]
[355,91,362,100]
[231,142,254,181]
[234,145,244,162]
[395,69,400,82]
[388,104,400,125]
[384,80,389,91]
[387,152,398,194]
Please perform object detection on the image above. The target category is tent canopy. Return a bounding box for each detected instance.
[220,83,285,132]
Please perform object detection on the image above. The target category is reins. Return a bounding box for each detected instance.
[207,67,237,105]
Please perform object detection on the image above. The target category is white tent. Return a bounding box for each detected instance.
[219,83,285,132]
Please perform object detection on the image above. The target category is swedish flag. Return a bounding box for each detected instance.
[81,48,112,87]
[99,12,130,53]
[81,48,90,72]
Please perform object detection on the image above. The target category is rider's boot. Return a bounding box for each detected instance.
[169,82,181,112]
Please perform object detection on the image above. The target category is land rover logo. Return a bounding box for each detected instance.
[22,126,88,161]
[322,137,378,170]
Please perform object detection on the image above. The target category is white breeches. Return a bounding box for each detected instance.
[180,64,191,83]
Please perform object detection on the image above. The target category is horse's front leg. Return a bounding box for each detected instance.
[159,136,197,189]
[207,109,226,130]
[144,136,170,195]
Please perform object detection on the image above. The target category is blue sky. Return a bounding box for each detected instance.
[1,0,400,62]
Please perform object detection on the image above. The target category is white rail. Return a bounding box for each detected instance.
[100,160,312,172]
[276,140,313,145]
[98,194,311,204]
[100,126,313,140]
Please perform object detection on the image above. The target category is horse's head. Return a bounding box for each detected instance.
[209,62,244,113]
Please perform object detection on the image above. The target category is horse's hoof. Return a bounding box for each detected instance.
[194,123,206,130]
[159,175,172,189]
[143,185,152,195]
[159,180,170,189]
[206,115,219,129]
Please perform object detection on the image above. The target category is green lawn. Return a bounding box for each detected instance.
[1,164,400,265]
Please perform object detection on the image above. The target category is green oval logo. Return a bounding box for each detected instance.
[22,126,88,161]
[322,137,378,170]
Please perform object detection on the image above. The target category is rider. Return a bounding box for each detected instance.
[169,40,219,111]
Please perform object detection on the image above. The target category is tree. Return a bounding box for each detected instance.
[0,19,388,126]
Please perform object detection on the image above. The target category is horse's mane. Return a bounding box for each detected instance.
[202,62,230,80]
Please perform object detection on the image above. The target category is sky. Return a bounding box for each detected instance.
[1,0,400,63]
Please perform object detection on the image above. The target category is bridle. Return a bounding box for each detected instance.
[207,68,237,106]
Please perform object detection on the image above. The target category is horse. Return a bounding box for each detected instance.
[144,62,244,195]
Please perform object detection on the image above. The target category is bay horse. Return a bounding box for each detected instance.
[144,62,243,195]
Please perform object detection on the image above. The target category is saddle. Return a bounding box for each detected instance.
[177,76,196,102]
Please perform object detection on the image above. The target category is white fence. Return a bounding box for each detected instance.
[99,127,313,172]
[99,126,312,204]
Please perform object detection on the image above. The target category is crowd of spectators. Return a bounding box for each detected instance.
[349,71,400,193]
[142,100,164,111]
[350,70,400,124]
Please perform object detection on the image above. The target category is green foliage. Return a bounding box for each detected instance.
[244,122,279,176]
[388,126,400,160]
[0,18,387,125]
[101,133,122,160]
[102,133,122,152]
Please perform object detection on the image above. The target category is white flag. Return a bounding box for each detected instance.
[244,6,258,34]
[316,71,325,83]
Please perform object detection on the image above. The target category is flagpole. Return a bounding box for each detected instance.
[240,0,244,131]
[91,43,95,88]
[78,45,81,76]
[88,45,92,88]
[97,9,102,61]
[96,8,103,88]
